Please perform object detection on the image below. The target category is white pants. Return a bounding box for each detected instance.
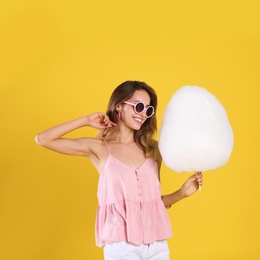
[103,240,170,260]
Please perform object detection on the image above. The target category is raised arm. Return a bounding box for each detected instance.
[35,113,116,157]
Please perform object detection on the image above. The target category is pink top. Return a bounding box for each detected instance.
[95,143,172,247]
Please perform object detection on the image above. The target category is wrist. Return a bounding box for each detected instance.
[81,116,90,126]
[176,188,188,200]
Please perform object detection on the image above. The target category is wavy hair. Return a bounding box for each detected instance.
[97,80,158,158]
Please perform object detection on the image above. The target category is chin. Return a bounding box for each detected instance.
[134,124,143,131]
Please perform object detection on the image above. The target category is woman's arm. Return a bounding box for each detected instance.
[35,113,116,157]
[162,172,203,208]
[155,143,203,208]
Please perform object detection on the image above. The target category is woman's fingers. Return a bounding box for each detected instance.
[99,114,116,127]
[196,172,203,187]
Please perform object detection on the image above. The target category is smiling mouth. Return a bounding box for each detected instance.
[133,117,143,124]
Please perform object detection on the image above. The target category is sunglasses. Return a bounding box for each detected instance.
[123,101,154,118]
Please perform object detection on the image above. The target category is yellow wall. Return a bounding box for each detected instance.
[1,1,259,259]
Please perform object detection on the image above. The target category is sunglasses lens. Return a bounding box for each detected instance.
[146,107,154,117]
[135,102,145,113]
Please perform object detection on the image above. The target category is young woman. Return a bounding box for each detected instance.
[36,80,203,260]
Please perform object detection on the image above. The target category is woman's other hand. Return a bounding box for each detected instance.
[87,112,117,129]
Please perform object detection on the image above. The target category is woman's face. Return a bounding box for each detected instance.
[120,89,151,130]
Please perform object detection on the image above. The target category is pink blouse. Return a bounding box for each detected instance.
[95,146,172,247]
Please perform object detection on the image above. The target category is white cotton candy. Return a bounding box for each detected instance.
[158,86,234,173]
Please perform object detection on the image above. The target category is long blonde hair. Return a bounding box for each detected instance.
[97,81,158,158]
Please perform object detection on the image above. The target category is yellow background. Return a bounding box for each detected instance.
[1,0,259,259]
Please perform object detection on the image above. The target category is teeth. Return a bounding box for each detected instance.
[134,118,142,123]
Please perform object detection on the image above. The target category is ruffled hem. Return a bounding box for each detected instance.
[95,198,172,247]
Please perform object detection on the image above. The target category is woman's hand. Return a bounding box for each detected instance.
[180,172,203,198]
[161,172,203,208]
[87,112,117,129]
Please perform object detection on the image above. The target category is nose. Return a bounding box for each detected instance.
[140,109,147,118]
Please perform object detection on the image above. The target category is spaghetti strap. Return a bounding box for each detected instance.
[103,140,110,155]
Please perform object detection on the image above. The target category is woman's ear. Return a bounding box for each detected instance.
[116,104,122,112]
[116,106,121,122]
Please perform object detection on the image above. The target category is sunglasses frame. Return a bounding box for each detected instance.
[123,101,154,118]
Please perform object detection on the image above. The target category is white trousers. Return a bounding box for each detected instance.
[103,240,170,260]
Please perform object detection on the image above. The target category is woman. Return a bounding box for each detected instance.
[36,80,203,259]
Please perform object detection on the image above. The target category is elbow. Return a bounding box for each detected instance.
[35,134,41,145]
[161,195,172,209]
[35,133,56,148]
[35,133,44,146]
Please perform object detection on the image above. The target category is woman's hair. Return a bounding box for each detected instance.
[97,80,158,158]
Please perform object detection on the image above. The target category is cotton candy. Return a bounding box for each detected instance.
[158,86,234,173]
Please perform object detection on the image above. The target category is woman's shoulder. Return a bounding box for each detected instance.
[80,138,109,173]
[80,137,107,157]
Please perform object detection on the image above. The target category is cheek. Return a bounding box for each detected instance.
[122,107,133,118]
[120,110,131,123]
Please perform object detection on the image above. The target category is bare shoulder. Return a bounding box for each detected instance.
[82,138,107,158]
[83,138,108,173]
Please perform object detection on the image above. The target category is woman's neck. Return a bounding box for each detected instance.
[114,126,135,144]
